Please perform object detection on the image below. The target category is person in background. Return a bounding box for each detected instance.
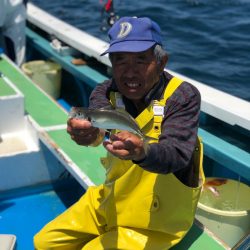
[34,16,204,250]
[0,0,27,66]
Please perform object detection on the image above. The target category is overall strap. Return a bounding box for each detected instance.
[136,76,184,130]
[163,76,183,103]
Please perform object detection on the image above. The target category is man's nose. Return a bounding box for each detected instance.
[125,61,137,77]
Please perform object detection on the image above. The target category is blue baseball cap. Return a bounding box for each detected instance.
[101,16,163,56]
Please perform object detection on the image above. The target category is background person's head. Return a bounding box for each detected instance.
[101,17,168,102]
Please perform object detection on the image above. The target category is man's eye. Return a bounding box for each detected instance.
[137,59,147,64]
[115,58,126,64]
[137,60,144,64]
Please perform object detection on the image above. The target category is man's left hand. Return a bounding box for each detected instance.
[103,131,146,161]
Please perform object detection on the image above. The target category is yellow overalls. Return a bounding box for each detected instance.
[34,77,204,250]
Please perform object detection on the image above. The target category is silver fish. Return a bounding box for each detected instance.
[69,107,146,138]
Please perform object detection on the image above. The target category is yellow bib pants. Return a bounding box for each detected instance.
[34,77,204,250]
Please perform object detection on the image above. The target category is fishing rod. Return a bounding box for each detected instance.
[100,0,119,31]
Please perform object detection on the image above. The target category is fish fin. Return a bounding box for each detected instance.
[99,105,115,110]
[207,186,220,197]
[99,106,132,117]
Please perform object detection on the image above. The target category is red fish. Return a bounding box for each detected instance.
[202,178,228,197]
[205,178,227,187]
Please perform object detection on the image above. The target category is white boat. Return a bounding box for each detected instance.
[0,3,249,250]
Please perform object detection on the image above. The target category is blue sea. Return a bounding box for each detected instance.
[31,0,250,101]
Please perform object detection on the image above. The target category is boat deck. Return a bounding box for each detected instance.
[0,179,84,250]
[0,179,224,250]
[0,54,106,188]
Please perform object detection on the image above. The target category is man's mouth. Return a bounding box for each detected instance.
[126,83,141,88]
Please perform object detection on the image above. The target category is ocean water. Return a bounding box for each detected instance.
[31,0,250,101]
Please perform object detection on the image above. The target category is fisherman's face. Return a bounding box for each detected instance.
[111,48,164,101]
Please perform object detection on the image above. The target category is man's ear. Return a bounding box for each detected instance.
[159,54,168,72]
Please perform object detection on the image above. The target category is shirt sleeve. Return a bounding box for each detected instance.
[89,80,113,109]
[134,81,201,175]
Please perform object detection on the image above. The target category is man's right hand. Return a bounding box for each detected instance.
[67,118,101,146]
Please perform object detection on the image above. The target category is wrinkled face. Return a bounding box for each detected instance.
[110,48,164,101]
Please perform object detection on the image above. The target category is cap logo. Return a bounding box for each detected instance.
[117,22,132,38]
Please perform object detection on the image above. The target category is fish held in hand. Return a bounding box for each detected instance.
[69,107,147,139]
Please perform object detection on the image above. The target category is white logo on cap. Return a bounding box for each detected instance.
[117,22,132,38]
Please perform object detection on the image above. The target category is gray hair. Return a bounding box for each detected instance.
[108,44,167,63]
[153,44,168,64]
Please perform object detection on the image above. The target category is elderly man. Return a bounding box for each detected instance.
[34,16,204,250]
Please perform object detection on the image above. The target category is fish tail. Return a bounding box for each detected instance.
[207,186,220,197]
[143,135,158,143]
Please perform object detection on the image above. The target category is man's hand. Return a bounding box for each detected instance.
[67,118,102,146]
[103,131,147,161]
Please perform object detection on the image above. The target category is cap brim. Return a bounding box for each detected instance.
[100,41,156,56]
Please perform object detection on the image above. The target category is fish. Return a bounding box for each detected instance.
[69,107,151,140]
[205,178,227,187]
[202,178,227,197]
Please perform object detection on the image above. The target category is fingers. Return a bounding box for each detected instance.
[109,131,131,142]
[67,118,94,133]
[103,132,145,160]
[67,118,100,146]
[71,133,98,146]
[103,140,131,160]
